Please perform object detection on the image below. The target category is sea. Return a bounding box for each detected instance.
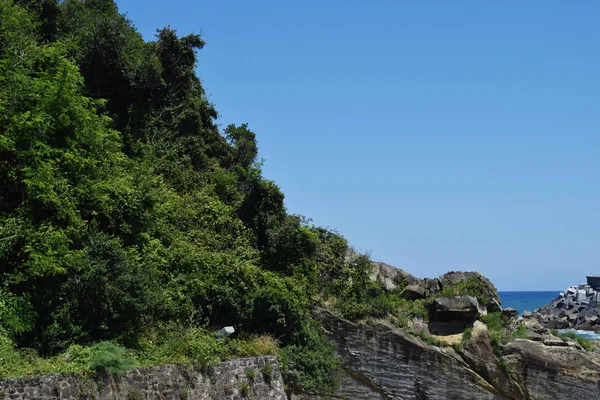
[498,291,559,314]
[499,291,600,340]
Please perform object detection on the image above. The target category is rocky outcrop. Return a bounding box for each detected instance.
[431,295,486,322]
[528,283,600,332]
[0,356,285,400]
[314,307,600,400]
[314,308,506,399]
[502,339,600,400]
[370,261,423,291]
[370,262,501,312]
[458,321,526,399]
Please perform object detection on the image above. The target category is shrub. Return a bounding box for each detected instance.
[262,363,273,380]
[89,342,136,375]
[246,368,257,380]
[552,330,595,352]
[480,312,506,344]
[241,382,250,397]
[436,278,493,306]
[511,323,529,340]
[279,323,341,395]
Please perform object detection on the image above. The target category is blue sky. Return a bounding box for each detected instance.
[117,0,600,290]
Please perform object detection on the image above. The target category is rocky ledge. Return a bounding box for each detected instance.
[525,281,600,332]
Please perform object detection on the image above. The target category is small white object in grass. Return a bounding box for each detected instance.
[217,326,235,338]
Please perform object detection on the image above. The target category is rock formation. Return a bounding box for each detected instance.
[314,308,600,400]
[526,282,600,332]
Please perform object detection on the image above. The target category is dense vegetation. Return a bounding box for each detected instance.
[0,0,414,392]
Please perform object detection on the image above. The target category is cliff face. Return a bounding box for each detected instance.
[313,309,600,400]
[314,308,506,400]
[0,356,285,400]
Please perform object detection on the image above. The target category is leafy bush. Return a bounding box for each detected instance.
[436,278,493,307]
[89,342,136,375]
[90,344,128,375]
[511,323,529,340]
[262,363,273,380]
[246,368,257,380]
[241,382,250,397]
[280,324,341,395]
[480,312,506,345]
[552,330,595,352]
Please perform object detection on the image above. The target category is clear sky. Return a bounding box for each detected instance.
[116,0,599,291]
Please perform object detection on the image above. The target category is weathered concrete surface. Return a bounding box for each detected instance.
[0,356,285,400]
[314,308,506,400]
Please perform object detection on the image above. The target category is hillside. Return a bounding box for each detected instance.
[0,0,418,392]
[2,2,600,400]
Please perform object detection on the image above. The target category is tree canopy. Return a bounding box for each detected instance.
[0,0,403,392]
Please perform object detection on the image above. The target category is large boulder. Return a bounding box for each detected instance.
[437,271,501,312]
[370,261,423,291]
[501,307,519,320]
[370,262,502,312]
[431,296,485,322]
[401,284,426,300]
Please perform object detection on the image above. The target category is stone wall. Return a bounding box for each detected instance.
[0,356,286,400]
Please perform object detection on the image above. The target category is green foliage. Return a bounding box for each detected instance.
[246,368,257,381]
[552,330,595,352]
[280,323,341,395]
[241,382,250,397]
[262,363,273,380]
[436,278,492,307]
[89,342,136,375]
[480,312,508,345]
[0,0,359,393]
[512,323,530,340]
[414,331,451,347]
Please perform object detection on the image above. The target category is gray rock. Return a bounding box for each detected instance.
[401,283,426,300]
[314,308,505,400]
[370,261,422,291]
[503,339,600,400]
[431,296,485,322]
[501,307,519,320]
[459,322,526,399]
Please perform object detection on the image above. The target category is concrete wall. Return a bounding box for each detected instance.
[586,276,600,290]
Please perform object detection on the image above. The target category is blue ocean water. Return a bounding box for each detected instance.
[498,291,559,315]
[499,291,600,340]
